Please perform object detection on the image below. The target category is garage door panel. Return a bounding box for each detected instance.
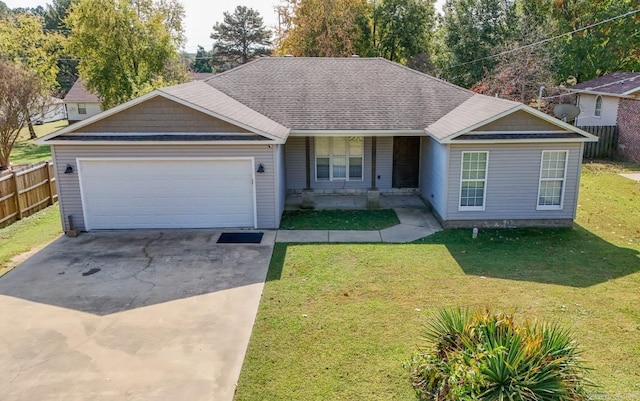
[79,159,255,229]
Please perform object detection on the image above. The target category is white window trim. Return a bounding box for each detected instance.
[78,103,87,114]
[536,150,568,211]
[594,95,602,118]
[314,137,364,182]
[458,151,489,211]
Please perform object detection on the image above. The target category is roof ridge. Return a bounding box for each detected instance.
[204,57,268,83]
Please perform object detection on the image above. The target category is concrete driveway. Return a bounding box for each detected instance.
[0,230,274,401]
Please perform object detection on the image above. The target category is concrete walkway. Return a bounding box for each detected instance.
[620,172,640,182]
[276,207,442,243]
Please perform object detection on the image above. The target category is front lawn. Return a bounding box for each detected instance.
[0,206,62,277]
[279,209,400,230]
[235,162,640,400]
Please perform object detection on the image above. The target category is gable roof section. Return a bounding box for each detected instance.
[428,94,598,143]
[570,72,640,97]
[64,80,100,103]
[206,57,474,130]
[39,81,289,144]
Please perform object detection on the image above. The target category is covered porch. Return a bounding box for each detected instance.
[284,134,424,197]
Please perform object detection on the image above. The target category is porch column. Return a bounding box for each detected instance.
[301,136,314,209]
[370,136,377,190]
[305,136,311,190]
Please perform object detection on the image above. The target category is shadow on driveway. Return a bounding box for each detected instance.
[0,230,274,315]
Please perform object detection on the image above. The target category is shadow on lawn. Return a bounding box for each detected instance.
[421,224,640,288]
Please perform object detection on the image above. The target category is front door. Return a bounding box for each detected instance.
[392,136,420,188]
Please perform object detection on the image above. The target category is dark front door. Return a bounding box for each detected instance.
[392,136,420,188]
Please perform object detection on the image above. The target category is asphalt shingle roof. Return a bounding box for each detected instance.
[205,57,474,130]
[427,94,521,140]
[64,80,100,103]
[159,81,289,140]
[571,72,640,96]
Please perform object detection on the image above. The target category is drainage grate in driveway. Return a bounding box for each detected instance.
[217,232,264,244]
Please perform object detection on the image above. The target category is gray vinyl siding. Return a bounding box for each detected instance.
[67,96,250,134]
[445,143,583,221]
[52,144,278,231]
[285,137,306,189]
[284,136,394,192]
[375,137,393,190]
[474,110,561,132]
[275,144,286,226]
[419,137,448,217]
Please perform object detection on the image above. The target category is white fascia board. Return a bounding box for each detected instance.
[448,137,596,144]
[45,140,283,146]
[289,129,426,136]
[567,89,635,99]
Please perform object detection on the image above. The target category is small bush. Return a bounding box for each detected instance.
[405,308,591,400]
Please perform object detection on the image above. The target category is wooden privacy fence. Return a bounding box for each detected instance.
[579,125,619,160]
[0,161,57,228]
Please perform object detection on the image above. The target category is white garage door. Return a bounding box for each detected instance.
[78,158,255,230]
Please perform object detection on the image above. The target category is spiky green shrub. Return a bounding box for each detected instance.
[405,308,591,400]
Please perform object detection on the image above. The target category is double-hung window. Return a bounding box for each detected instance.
[78,103,87,114]
[537,150,568,210]
[315,137,364,181]
[459,151,488,210]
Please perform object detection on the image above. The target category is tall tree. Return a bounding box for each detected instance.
[0,13,61,138]
[372,0,436,69]
[552,0,639,82]
[191,45,213,73]
[0,61,46,170]
[210,6,271,71]
[42,0,78,95]
[66,0,188,109]
[277,0,369,57]
[435,0,517,88]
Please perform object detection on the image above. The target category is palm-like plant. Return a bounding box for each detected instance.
[405,308,591,401]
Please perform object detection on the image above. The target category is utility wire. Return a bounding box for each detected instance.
[450,8,640,69]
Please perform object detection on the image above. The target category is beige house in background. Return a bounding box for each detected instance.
[64,80,102,124]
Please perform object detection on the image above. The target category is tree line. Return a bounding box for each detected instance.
[201,0,638,105]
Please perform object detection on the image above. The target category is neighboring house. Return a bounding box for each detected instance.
[64,74,216,125]
[32,97,67,124]
[570,72,640,161]
[37,57,596,232]
[64,80,102,124]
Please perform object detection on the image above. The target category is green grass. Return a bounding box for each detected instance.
[235,162,640,401]
[279,209,400,230]
[10,120,66,165]
[0,206,62,276]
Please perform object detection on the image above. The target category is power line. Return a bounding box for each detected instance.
[450,8,640,69]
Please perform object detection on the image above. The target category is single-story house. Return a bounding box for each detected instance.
[569,72,640,161]
[38,57,597,232]
[31,97,67,124]
[64,80,103,124]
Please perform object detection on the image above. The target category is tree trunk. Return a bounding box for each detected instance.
[28,120,37,139]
